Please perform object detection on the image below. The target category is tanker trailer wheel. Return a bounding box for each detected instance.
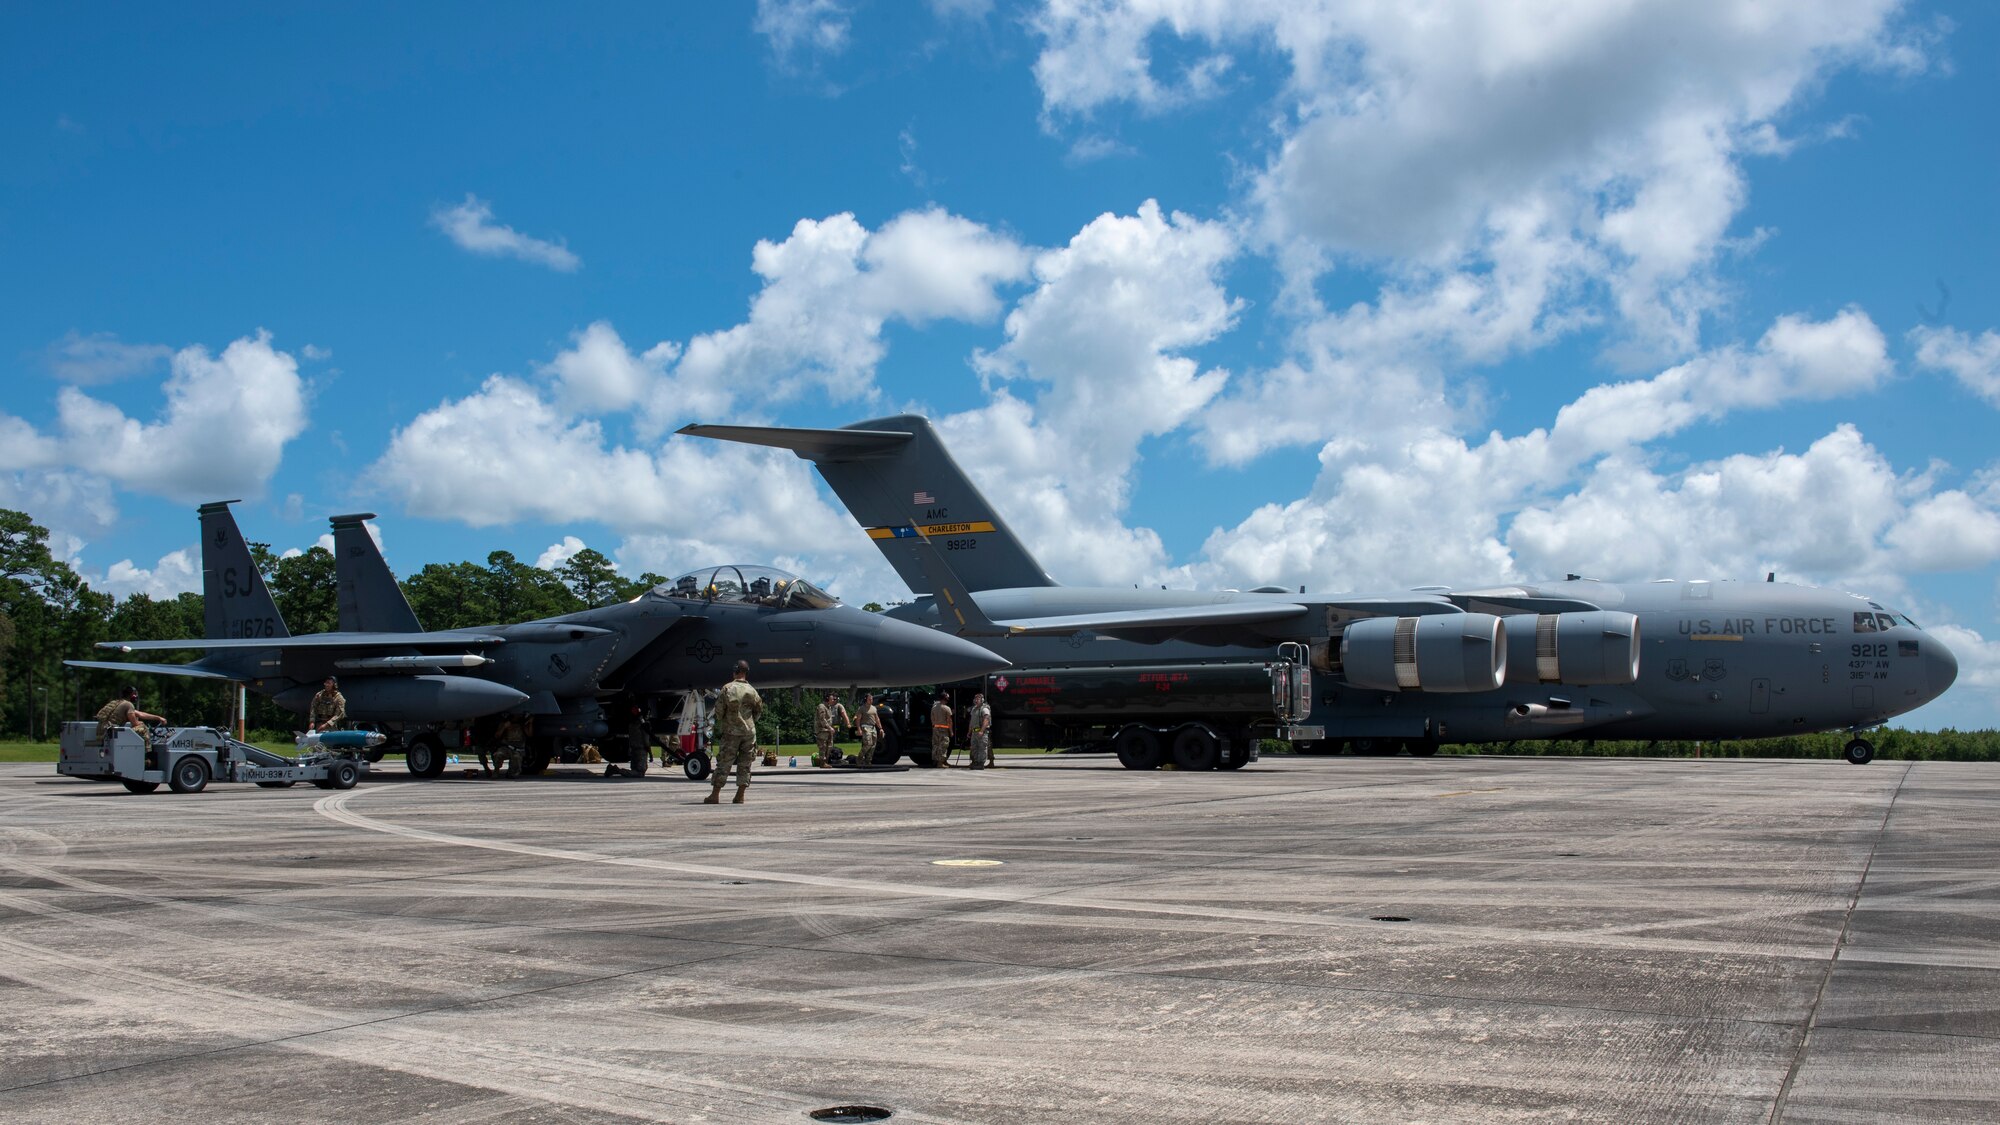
[1843,738,1875,766]
[168,755,211,794]
[121,778,160,794]
[328,760,361,790]
[1170,726,1221,771]
[405,736,448,779]
[1349,737,1393,756]
[1114,727,1164,770]
[683,752,711,781]
[1406,738,1440,758]
[874,714,907,765]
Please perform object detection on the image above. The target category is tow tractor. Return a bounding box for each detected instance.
[58,722,381,794]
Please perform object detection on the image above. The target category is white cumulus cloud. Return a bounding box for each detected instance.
[2,332,308,543]
[936,200,1242,584]
[431,194,581,272]
[1033,0,1927,362]
[674,208,1031,412]
[94,548,200,600]
[1911,325,2000,407]
[54,331,309,503]
[536,535,588,571]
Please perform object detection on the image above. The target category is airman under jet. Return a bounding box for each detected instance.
[73,501,1007,776]
[684,415,1957,767]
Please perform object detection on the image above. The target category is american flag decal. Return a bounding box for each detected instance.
[913,491,935,505]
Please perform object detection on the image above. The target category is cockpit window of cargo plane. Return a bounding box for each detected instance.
[660,566,840,610]
[1854,611,1915,633]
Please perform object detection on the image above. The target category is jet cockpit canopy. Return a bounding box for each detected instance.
[659,565,840,610]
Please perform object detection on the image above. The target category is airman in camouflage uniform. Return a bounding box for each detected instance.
[855,693,880,766]
[930,695,953,767]
[308,677,346,732]
[94,685,164,741]
[706,661,763,804]
[813,692,838,767]
[491,714,527,779]
[967,692,993,769]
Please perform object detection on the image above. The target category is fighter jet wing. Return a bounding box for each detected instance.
[95,629,508,652]
[64,659,237,680]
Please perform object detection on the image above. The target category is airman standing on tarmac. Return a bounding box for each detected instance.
[854,692,880,767]
[814,691,838,767]
[930,694,954,768]
[968,691,993,769]
[706,661,762,804]
[308,676,346,732]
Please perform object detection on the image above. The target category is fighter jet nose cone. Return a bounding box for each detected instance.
[873,621,1008,687]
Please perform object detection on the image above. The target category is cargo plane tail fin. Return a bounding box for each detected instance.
[678,414,1056,593]
[198,500,290,641]
[330,513,424,633]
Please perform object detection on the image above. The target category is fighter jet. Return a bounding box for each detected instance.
[684,415,1958,766]
[73,500,1007,775]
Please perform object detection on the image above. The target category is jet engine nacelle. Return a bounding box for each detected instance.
[275,675,529,723]
[1501,611,1640,686]
[1340,614,1506,693]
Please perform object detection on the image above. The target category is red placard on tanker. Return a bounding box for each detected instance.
[985,663,1282,717]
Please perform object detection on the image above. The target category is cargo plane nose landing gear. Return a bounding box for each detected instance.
[1843,737,1875,765]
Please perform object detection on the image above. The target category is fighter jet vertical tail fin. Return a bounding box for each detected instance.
[331,513,424,633]
[198,500,290,641]
[679,414,1057,592]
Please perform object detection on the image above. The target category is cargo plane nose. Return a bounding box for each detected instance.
[1924,632,1959,702]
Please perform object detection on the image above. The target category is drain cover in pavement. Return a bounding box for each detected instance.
[809,1107,892,1122]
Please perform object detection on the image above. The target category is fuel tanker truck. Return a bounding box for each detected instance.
[867,645,1312,771]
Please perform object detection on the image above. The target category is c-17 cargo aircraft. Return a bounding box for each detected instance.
[71,500,1007,776]
[683,415,1958,768]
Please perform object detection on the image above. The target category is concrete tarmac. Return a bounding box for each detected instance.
[3,753,1997,1123]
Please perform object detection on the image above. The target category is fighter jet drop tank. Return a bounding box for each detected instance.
[274,676,528,723]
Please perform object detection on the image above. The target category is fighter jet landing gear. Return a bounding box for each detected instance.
[1843,738,1876,766]
[404,735,448,778]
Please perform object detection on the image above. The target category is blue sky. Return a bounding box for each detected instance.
[3,1,1997,728]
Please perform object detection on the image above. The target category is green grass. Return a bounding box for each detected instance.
[0,742,59,762]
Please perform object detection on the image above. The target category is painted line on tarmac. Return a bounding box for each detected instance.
[313,788,1896,966]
